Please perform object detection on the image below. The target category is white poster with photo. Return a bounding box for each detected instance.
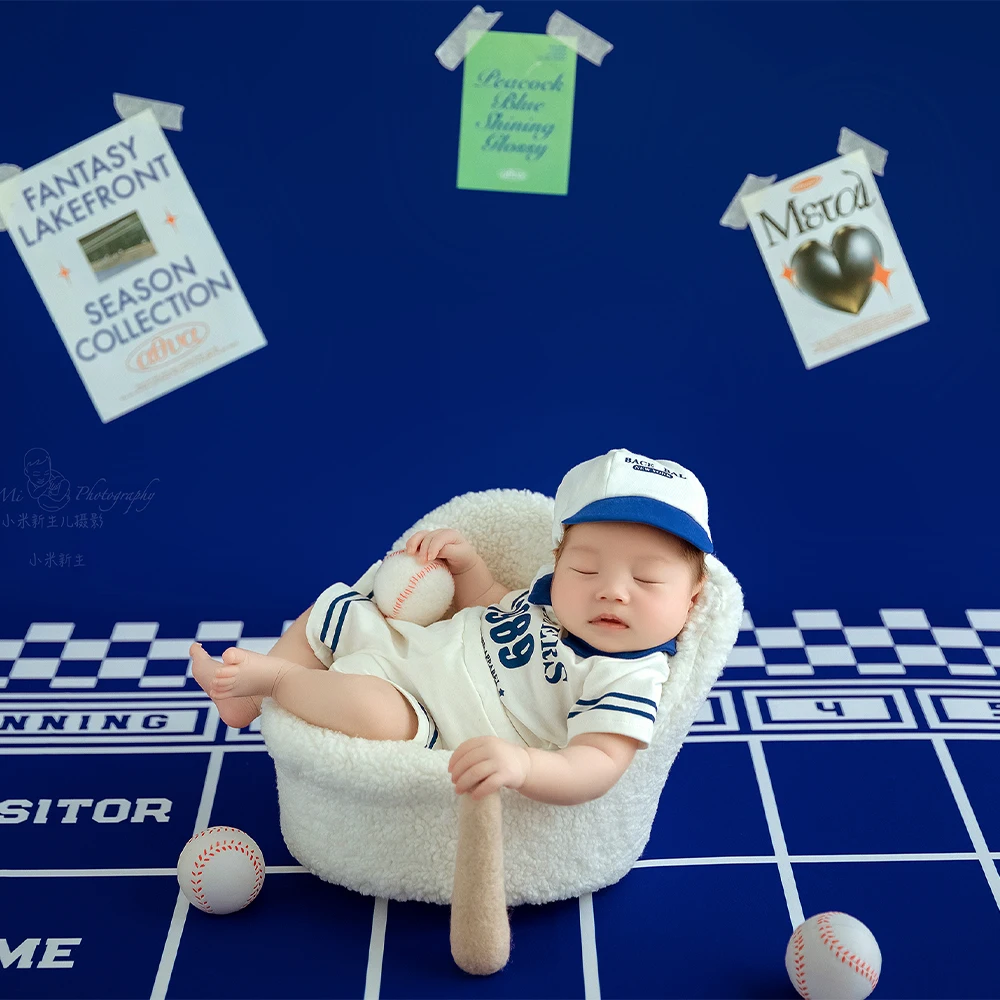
[0,109,266,422]
[740,150,928,369]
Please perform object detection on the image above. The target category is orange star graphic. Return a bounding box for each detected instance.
[165,210,178,228]
[57,264,70,280]
[780,263,796,285]
[870,257,893,291]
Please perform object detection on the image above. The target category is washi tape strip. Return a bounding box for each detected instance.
[435,5,503,70]
[719,173,778,230]
[113,93,185,131]
[721,127,888,227]
[837,126,888,176]
[546,9,613,66]
[0,164,24,232]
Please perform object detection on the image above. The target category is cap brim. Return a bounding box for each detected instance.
[563,496,714,554]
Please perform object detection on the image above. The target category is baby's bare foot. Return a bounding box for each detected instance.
[189,642,280,730]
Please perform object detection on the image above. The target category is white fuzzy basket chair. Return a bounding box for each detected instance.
[260,488,743,907]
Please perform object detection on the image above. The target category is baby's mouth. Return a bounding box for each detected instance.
[591,614,627,629]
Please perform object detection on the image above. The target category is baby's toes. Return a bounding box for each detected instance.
[221,646,247,667]
[210,663,240,695]
[190,643,218,693]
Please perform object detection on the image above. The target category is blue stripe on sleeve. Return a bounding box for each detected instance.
[330,596,362,652]
[320,604,337,646]
[417,703,438,749]
[574,691,659,710]
[319,591,367,650]
[567,703,657,724]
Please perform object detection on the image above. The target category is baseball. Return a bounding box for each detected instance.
[177,826,265,915]
[786,911,881,1000]
[373,550,455,626]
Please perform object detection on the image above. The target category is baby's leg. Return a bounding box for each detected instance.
[190,643,417,740]
[268,604,329,670]
[191,605,327,729]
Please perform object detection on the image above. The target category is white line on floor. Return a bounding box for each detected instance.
[579,891,601,1000]
[365,897,389,999]
[0,865,309,877]
[931,736,1000,914]
[149,747,224,1000]
[749,737,804,929]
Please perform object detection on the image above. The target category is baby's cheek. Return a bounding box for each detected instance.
[550,574,580,618]
[658,592,691,626]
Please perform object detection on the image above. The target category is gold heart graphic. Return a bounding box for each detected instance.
[789,226,884,314]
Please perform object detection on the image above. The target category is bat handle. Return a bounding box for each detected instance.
[450,791,511,975]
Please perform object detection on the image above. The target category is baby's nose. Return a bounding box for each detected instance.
[596,576,630,601]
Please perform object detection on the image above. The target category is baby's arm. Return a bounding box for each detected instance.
[518,732,641,805]
[405,528,508,610]
[449,732,641,805]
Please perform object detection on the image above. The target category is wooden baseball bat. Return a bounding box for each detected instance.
[450,791,511,975]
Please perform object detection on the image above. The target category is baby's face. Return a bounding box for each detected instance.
[549,521,704,654]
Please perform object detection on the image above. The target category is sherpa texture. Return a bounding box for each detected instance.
[260,488,744,906]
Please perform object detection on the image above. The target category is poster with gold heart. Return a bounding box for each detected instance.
[740,149,928,369]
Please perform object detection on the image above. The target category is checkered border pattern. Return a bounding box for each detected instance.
[0,609,998,689]
[0,619,296,690]
[729,608,1000,679]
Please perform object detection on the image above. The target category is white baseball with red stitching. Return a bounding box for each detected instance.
[786,911,881,1000]
[372,550,455,626]
[176,826,265,916]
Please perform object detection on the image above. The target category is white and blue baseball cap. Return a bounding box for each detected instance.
[553,448,713,554]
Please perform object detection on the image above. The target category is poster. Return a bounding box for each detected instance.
[740,150,928,368]
[457,30,577,196]
[0,109,267,422]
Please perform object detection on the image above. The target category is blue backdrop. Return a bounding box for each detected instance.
[1,0,996,630]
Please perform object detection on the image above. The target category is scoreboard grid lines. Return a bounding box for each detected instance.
[2,611,1000,998]
[929,736,1000,910]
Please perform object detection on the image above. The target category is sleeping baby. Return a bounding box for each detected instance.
[190,448,713,806]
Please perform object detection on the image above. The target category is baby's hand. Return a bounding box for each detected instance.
[405,528,478,576]
[448,736,531,800]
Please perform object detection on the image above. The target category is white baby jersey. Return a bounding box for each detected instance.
[304,566,676,752]
[481,568,675,749]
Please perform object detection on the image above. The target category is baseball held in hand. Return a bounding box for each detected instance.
[177,826,265,915]
[786,911,881,1000]
[374,550,455,625]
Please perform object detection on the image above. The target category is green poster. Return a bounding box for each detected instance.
[457,31,577,196]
